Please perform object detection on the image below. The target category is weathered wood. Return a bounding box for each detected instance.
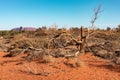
[80,26,86,54]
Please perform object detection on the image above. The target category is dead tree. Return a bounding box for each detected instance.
[79,26,86,54]
[73,5,103,55]
[87,4,103,38]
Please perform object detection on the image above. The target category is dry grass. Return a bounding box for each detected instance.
[64,57,85,67]
[2,28,120,70]
[75,59,85,67]
[42,55,54,63]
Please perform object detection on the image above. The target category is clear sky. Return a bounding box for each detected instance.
[0,0,120,30]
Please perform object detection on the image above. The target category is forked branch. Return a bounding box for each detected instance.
[87,5,103,38]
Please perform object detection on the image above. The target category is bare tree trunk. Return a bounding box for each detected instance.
[80,26,86,54]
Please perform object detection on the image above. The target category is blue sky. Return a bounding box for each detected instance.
[0,0,120,30]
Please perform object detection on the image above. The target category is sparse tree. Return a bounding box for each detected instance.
[19,26,23,32]
[87,4,103,38]
[106,27,111,31]
[116,24,120,32]
[50,23,58,30]
[91,5,103,29]
[41,26,47,31]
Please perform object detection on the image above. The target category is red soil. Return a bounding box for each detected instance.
[0,52,120,80]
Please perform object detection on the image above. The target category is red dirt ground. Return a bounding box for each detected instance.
[0,52,120,80]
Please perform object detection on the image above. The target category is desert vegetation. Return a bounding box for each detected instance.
[0,24,120,65]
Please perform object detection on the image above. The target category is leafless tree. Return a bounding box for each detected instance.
[91,5,102,28]
[87,4,103,38]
